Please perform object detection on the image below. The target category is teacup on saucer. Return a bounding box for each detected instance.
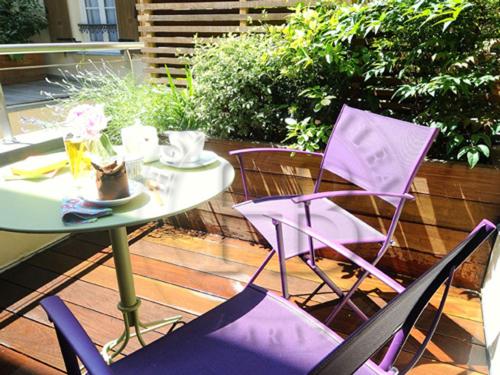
[161,131,205,163]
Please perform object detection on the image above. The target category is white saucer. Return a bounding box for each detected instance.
[81,180,144,207]
[160,150,218,169]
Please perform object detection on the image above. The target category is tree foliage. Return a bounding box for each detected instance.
[0,0,47,44]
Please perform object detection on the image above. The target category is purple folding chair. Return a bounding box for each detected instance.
[40,220,496,374]
[231,104,438,323]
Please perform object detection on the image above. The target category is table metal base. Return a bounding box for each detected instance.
[101,227,184,363]
[101,300,183,363]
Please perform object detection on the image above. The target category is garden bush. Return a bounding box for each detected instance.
[191,33,301,142]
[191,0,499,167]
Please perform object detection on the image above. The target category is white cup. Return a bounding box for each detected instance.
[161,131,205,163]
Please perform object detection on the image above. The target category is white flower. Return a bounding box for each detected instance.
[66,104,109,139]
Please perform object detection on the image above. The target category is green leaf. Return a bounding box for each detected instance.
[467,150,480,168]
[477,144,490,158]
[457,147,468,160]
[99,133,117,156]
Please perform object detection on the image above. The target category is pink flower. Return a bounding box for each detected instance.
[66,104,109,139]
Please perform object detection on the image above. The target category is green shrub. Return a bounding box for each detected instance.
[190,33,295,142]
[269,0,500,167]
[0,0,47,44]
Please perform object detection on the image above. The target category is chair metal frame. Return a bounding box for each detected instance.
[230,104,439,323]
[311,220,497,374]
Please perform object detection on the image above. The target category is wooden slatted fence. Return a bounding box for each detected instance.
[137,0,303,85]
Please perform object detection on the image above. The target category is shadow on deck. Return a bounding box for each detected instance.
[0,223,487,374]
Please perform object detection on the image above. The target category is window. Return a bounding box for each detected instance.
[80,0,118,42]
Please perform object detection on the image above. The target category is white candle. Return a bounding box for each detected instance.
[121,122,160,163]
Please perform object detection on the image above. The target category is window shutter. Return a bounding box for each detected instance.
[116,0,139,41]
[43,0,73,42]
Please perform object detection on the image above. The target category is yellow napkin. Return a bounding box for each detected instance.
[10,152,68,178]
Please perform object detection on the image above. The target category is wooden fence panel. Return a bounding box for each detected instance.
[136,0,299,83]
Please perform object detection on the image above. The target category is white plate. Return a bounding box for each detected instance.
[81,180,144,207]
[160,150,218,169]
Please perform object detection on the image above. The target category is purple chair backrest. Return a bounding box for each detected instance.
[320,105,438,206]
[312,220,498,374]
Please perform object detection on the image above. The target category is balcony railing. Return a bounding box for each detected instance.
[0,41,143,145]
[78,23,118,34]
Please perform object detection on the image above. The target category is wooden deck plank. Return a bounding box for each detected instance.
[50,237,488,373]
[1,267,195,331]
[169,202,490,290]
[0,345,63,375]
[22,246,224,316]
[61,235,486,347]
[0,279,163,356]
[0,228,488,374]
[0,310,65,370]
[145,226,484,321]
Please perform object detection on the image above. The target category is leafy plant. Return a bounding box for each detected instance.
[47,64,199,143]
[189,0,498,167]
[268,0,500,167]
[284,117,330,152]
[153,66,198,132]
[0,0,47,44]
[190,33,295,141]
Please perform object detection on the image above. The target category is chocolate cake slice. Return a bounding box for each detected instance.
[92,160,130,200]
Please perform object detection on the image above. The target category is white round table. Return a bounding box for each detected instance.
[0,155,235,361]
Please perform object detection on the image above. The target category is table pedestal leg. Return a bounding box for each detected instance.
[101,227,183,363]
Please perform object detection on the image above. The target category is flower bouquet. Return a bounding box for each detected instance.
[64,104,115,183]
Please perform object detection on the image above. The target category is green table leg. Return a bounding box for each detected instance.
[101,227,183,363]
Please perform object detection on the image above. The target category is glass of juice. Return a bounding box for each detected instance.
[64,133,91,185]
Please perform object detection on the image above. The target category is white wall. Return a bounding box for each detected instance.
[0,232,67,272]
[482,232,500,374]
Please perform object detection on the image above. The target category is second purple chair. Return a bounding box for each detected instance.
[40,221,497,374]
[231,104,438,323]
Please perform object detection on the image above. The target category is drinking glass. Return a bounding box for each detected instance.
[64,134,91,185]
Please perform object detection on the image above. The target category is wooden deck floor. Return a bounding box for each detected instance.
[0,223,488,374]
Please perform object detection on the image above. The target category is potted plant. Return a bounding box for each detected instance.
[0,0,48,84]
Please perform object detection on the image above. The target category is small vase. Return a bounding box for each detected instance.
[87,133,117,165]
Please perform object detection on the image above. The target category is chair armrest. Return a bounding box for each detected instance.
[267,216,405,294]
[229,147,323,157]
[291,190,415,204]
[40,296,113,375]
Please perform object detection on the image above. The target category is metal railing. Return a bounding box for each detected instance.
[0,41,143,143]
[0,41,141,55]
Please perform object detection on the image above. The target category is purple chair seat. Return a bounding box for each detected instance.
[111,285,381,375]
[235,198,386,259]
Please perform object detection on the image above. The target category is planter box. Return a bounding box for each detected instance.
[167,138,500,290]
[0,54,46,85]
